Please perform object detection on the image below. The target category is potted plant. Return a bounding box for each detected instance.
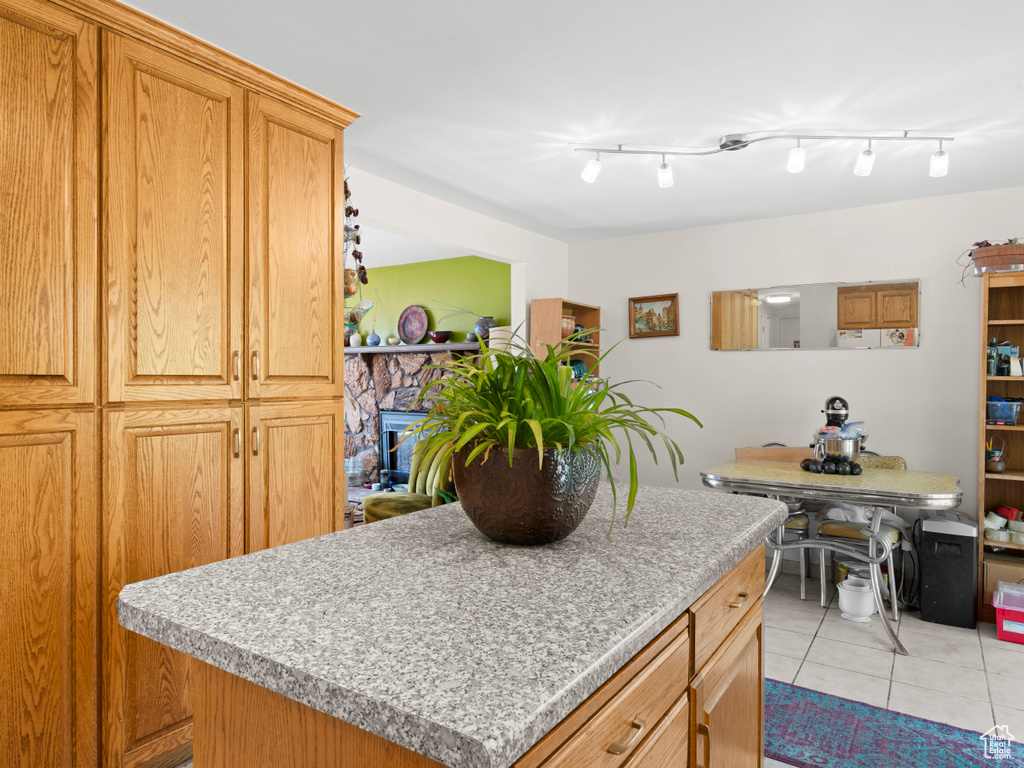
[971,238,1024,272]
[406,331,701,544]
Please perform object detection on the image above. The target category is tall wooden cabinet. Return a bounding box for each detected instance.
[1,0,357,765]
[0,409,98,768]
[0,0,97,409]
[978,273,1024,624]
[103,33,245,404]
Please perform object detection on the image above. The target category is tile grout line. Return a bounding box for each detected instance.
[978,624,998,728]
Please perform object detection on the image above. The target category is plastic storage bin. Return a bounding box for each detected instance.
[987,400,1022,423]
[993,581,1024,644]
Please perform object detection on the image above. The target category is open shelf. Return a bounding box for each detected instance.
[987,319,1024,326]
[984,537,1024,552]
[343,342,480,355]
[985,471,1024,482]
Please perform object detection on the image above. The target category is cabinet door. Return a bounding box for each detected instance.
[0,0,97,408]
[711,291,758,350]
[247,94,345,400]
[104,406,244,768]
[876,283,918,328]
[0,409,98,768]
[691,607,761,768]
[104,33,244,404]
[247,401,344,552]
[836,287,876,329]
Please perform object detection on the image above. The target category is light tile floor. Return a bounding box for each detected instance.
[763,570,1024,749]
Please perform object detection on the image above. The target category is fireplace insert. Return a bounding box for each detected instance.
[379,410,428,486]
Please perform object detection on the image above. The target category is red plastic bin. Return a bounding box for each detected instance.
[994,581,1024,645]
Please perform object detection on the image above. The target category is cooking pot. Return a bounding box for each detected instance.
[814,436,861,462]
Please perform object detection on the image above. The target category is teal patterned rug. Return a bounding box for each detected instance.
[765,679,1024,767]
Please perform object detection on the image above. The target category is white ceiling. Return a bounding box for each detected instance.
[357,225,471,268]
[125,0,1024,243]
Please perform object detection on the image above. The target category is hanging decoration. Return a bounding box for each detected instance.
[343,175,373,341]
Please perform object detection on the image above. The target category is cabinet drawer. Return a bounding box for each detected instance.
[622,691,689,768]
[691,546,764,670]
[542,629,690,768]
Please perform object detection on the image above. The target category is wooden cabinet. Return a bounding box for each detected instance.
[837,282,917,330]
[247,94,346,401]
[0,0,97,409]
[0,408,98,768]
[530,298,602,378]
[711,290,758,350]
[103,33,245,405]
[103,406,245,768]
[977,273,1024,623]
[247,401,346,552]
[690,606,762,768]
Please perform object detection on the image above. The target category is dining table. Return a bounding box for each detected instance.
[700,459,963,655]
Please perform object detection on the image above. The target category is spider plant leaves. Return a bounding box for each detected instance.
[406,329,701,527]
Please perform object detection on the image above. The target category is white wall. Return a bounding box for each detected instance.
[567,186,1024,513]
[347,167,569,333]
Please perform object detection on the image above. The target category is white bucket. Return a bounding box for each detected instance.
[837,576,876,622]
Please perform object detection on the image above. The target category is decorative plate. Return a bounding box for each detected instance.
[397,305,428,345]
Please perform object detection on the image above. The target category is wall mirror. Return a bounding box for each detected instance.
[710,279,920,350]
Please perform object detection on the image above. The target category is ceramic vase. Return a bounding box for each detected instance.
[349,333,362,347]
[452,446,600,545]
[367,329,381,346]
[473,316,498,341]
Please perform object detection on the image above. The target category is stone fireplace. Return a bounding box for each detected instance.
[343,351,455,485]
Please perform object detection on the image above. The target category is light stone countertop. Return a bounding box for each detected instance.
[118,484,787,768]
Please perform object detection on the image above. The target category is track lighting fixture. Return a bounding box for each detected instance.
[657,154,673,188]
[574,131,954,186]
[853,140,875,177]
[787,140,806,174]
[581,153,602,183]
[930,140,949,177]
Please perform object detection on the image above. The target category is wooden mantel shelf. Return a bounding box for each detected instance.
[344,342,481,355]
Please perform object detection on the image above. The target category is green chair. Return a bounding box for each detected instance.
[362,442,453,524]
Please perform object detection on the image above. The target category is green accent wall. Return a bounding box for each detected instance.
[353,256,511,342]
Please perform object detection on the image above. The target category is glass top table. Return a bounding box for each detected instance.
[700,459,963,655]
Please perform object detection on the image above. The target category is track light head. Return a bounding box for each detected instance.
[930,141,949,177]
[787,141,806,173]
[658,154,674,188]
[853,141,875,176]
[581,154,601,183]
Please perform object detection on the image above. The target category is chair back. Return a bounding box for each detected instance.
[857,455,907,470]
[735,446,812,462]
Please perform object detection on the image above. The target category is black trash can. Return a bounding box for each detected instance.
[920,510,978,629]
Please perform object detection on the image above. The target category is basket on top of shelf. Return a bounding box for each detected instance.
[972,239,1024,274]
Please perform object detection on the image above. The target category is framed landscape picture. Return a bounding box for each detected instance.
[629,293,679,338]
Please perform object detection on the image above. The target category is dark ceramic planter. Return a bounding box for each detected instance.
[453,445,600,545]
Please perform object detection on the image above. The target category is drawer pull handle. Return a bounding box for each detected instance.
[729,592,750,609]
[252,426,260,456]
[607,717,646,755]
[251,351,260,381]
[232,428,240,458]
[697,722,712,767]
[232,351,241,381]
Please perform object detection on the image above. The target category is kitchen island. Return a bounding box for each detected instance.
[118,485,787,768]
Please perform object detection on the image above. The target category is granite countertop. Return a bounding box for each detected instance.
[702,460,962,508]
[118,484,786,768]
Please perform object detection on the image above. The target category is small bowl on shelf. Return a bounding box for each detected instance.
[387,336,402,346]
[428,330,451,343]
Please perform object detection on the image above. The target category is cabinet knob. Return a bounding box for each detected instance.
[607,717,646,755]
[697,722,712,767]
[728,592,750,609]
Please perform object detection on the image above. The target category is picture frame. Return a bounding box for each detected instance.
[629,293,679,339]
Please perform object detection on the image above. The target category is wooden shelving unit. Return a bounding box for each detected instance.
[978,272,1024,624]
[529,298,602,378]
